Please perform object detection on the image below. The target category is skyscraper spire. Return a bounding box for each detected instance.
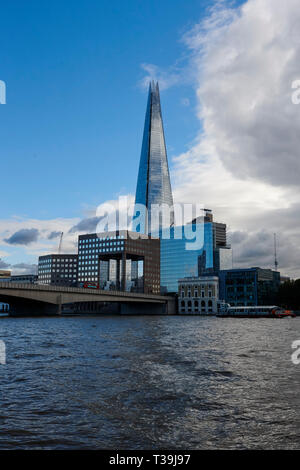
[135,81,174,233]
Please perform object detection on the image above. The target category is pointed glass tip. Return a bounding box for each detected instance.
[150,80,159,92]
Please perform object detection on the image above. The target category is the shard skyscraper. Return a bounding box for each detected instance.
[134,81,174,233]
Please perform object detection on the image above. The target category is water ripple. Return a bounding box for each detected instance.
[0,315,299,449]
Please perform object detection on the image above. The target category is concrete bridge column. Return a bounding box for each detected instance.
[57,295,62,316]
[120,302,166,315]
[8,298,59,316]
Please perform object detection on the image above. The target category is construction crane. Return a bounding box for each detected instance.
[274,233,278,272]
[58,232,64,255]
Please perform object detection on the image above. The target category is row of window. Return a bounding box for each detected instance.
[80,267,98,272]
[181,300,214,307]
[39,274,76,279]
[39,258,77,264]
[79,257,97,263]
[52,259,77,263]
[79,265,98,269]
[79,240,124,249]
[79,235,125,244]
[181,290,214,298]
[180,284,216,290]
[39,271,76,275]
[180,299,214,313]
[79,247,124,256]
[53,269,77,273]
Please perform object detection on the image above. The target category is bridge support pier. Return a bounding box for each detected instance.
[8,299,59,316]
[119,301,172,315]
[57,295,62,316]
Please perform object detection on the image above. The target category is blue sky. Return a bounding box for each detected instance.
[3,0,299,279]
[0,0,221,220]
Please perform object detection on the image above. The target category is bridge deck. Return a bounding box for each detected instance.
[0,282,172,302]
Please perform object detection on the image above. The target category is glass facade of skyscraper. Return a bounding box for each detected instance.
[160,223,214,293]
[135,81,174,232]
[133,82,230,293]
[219,268,281,306]
[38,254,78,286]
[78,231,160,294]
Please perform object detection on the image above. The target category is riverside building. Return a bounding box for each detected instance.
[178,277,219,314]
[38,254,78,286]
[134,81,174,233]
[134,82,231,293]
[77,230,160,294]
[159,210,232,293]
[160,222,214,293]
[0,274,37,284]
[196,210,232,276]
[219,268,281,306]
[0,270,11,279]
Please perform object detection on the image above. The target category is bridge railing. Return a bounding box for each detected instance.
[0,281,171,301]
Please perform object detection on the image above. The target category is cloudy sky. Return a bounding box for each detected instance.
[1,0,299,279]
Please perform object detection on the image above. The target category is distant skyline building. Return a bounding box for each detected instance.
[160,222,214,293]
[0,274,37,284]
[133,84,231,293]
[178,276,219,315]
[38,254,78,287]
[35,83,232,295]
[77,231,160,295]
[0,270,11,279]
[135,81,174,233]
[219,267,281,306]
[160,211,231,293]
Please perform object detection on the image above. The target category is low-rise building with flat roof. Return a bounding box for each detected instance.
[38,254,78,287]
[0,274,37,284]
[0,270,11,279]
[219,268,280,306]
[178,276,219,314]
[78,230,160,294]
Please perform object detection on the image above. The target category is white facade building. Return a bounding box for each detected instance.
[178,277,219,315]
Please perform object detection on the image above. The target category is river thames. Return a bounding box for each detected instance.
[0,315,299,449]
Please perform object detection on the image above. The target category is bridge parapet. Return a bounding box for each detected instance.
[0,282,171,301]
[0,282,176,315]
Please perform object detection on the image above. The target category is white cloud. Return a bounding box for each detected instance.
[0,195,135,270]
[3,0,300,280]
[170,0,300,278]
[184,0,300,186]
[0,250,9,259]
[0,216,80,263]
[139,63,182,91]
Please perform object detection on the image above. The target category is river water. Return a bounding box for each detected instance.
[0,315,299,450]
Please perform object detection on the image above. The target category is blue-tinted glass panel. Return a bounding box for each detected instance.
[160,223,214,293]
[135,81,174,232]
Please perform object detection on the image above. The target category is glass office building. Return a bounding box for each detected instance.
[132,82,230,293]
[38,255,78,286]
[78,231,160,294]
[219,268,281,306]
[0,275,37,284]
[135,81,174,232]
[160,223,214,293]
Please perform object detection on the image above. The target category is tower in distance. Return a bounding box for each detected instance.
[134,81,174,233]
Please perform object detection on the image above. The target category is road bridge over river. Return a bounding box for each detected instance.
[0,282,176,316]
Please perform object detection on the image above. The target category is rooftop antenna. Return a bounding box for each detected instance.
[58,232,64,255]
[274,233,278,272]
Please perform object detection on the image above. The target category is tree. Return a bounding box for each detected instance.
[277,280,300,310]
